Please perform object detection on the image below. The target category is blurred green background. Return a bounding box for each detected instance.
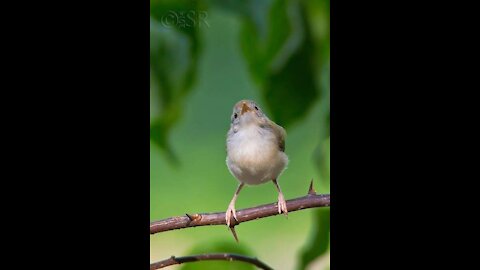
[150,1,329,269]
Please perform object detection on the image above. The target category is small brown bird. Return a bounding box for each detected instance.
[225,100,289,227]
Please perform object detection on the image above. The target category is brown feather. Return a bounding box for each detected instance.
[266,119,286,152]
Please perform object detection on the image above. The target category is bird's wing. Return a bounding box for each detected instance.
[269,120,286,152]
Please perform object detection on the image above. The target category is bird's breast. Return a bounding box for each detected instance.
[226,126,287,185]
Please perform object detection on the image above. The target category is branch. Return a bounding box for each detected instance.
[150,180,330,234]
[150,253,274,270]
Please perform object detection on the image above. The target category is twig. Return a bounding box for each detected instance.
[150,180,330,234]
[150,253,274,270]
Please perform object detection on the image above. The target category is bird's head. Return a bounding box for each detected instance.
[231,100,266,127]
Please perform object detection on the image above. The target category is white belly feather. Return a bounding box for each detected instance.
[226,125,288,185]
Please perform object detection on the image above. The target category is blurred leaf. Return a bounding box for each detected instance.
[314,137,330,188]
[210,0,272,38]
[300,2,330,268]
[304,0,330,77]
[180,241,256,270]
[238,0,318,128]
[237,0,289,83]
[150,0,205,161]
[298,207,330,270]
[305,0,330,183]
[150,0,203,52]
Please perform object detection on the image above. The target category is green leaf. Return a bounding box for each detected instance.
[150,0,203,54]
[238,0,319,128]
[305,0,330,184]
[297,207,330,270]
[301,3,330,268]
[149,0,203,161]
[180,241,256,270]
[212,0,320,127]
[239,0,289,83]
[314,137,330,189]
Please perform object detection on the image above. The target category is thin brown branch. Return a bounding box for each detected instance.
[150,253,274,270]
[150,181,330,234]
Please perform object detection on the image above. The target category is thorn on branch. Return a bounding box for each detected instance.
[229,226,239,243]
[308,179,316,195]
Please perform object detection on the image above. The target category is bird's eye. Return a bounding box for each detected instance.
[234,113,238,119]
[254,106,258,110]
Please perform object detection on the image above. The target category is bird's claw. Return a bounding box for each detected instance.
[278,193,288,217]
[225,203,237,227]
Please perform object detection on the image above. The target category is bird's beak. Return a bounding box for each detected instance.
[241,102,251,115]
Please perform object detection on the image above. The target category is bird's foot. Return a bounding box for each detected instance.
[277,193,288,217]
[225,203,238,227]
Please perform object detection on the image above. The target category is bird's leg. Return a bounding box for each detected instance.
[272,179,288,216]
[226,183,244,227]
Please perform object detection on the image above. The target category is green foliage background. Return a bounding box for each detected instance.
[150,1,329,269]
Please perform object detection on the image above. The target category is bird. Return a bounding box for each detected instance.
[225,99,289,228]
